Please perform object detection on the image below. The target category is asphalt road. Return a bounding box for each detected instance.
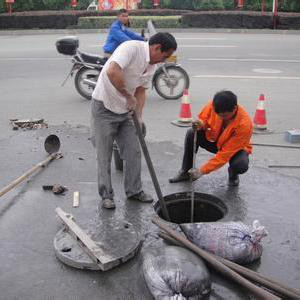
[1,30,300,177]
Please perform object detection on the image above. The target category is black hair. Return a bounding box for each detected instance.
[213,90,237,114]
[118,9,128,15]
[148,32,177,52]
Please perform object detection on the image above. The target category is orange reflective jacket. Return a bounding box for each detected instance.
[198,101,253,174]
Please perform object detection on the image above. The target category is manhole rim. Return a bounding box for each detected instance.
[153,191,230,224]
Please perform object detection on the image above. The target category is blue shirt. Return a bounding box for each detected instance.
[103,20,144,54]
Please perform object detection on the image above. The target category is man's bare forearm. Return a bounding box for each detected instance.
[134,86,146,119]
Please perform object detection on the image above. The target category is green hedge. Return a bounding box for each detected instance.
[77,15,181,29]
[1,0,300,13]
[0,0,91,13]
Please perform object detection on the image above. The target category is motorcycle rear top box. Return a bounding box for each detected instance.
[56,36,79,56]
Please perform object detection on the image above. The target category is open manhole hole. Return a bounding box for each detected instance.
[154,192,227,224]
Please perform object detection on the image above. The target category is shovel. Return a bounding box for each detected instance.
[131,112,170,221]
[0,135,61,198]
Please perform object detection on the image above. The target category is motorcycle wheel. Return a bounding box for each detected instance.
[74,66,100,100]
[153,65,190,100]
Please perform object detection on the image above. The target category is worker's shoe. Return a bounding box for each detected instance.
[102,198,116,209]
[128,191,153,203]
[169,170,190,183]
[228,167,239,187]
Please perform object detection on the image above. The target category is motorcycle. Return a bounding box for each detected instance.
[56,35,189,100]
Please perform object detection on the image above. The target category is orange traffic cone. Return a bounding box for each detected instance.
[171,89,193,127]
[253,94,269,133]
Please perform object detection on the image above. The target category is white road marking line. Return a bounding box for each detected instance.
[252,68,282,74]
[193,75,300,80]
[91,44,236,48]
[179,45,236,48]
[175,37,227,40]
[189,58,300,63]
[0,58,68,61]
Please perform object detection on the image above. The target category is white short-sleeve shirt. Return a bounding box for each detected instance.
[92,40,156,114]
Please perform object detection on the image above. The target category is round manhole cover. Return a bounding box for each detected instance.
[54,219,141,271]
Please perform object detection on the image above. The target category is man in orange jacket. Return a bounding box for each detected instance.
[169,90,253,186]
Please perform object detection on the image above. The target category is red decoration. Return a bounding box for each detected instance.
[71,0,77,8]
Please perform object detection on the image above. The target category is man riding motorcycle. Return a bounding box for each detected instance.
[103,9,145,58]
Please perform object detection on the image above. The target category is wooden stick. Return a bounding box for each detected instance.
[0,153,57,198]
[73,191,80,207]
[159,231,300,299]
[152,217,280,300]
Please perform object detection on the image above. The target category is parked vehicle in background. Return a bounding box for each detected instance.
[87,0,98,11]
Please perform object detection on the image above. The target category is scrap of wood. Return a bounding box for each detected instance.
[73,191,80,207]
[55,207,117,271]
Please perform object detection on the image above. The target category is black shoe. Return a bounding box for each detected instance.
[128,191,153,203]
[169,170,190,183]
[228,167,239,186]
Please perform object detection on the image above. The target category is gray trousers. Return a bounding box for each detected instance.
[91,99,142,200]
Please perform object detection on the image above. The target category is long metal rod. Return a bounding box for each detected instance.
[152,217,280,300]
[252,142,300,149]
[268,165,300,169]
[190,129,197,223]
[131,112,170,221]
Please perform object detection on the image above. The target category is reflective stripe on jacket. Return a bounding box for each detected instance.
[198,101,253,174]
[103,20,144,54]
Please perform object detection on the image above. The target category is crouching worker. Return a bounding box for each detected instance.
[169,90,253,186]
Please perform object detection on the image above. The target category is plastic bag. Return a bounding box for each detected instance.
[181,220,268,264]
[142,245,211,299]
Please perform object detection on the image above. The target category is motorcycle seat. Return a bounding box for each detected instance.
[79,51,108,65]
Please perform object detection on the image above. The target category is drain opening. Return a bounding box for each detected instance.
[154,192,227,224]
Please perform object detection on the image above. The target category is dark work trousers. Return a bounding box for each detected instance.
[181,128,249,176]
[90,99,142,200]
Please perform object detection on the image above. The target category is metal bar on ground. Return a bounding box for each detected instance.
[252,143,300,149]
[131,112,170,221]
[152,217,280,300]
[268,165,300,169]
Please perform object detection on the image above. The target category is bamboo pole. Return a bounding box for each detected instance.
[0,153,57,198]
[159,231,300,299]
[152,217,280,300]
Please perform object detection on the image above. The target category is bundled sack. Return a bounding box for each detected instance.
[181,220,268,265]
[142,245,211,299]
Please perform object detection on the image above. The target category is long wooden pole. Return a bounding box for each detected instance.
[152,217,280,300]
[0,153,57,198]
[159,231,300,299]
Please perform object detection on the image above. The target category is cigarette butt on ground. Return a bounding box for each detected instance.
[73,191,80,207]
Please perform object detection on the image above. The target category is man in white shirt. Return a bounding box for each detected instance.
[91,32,177,209]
